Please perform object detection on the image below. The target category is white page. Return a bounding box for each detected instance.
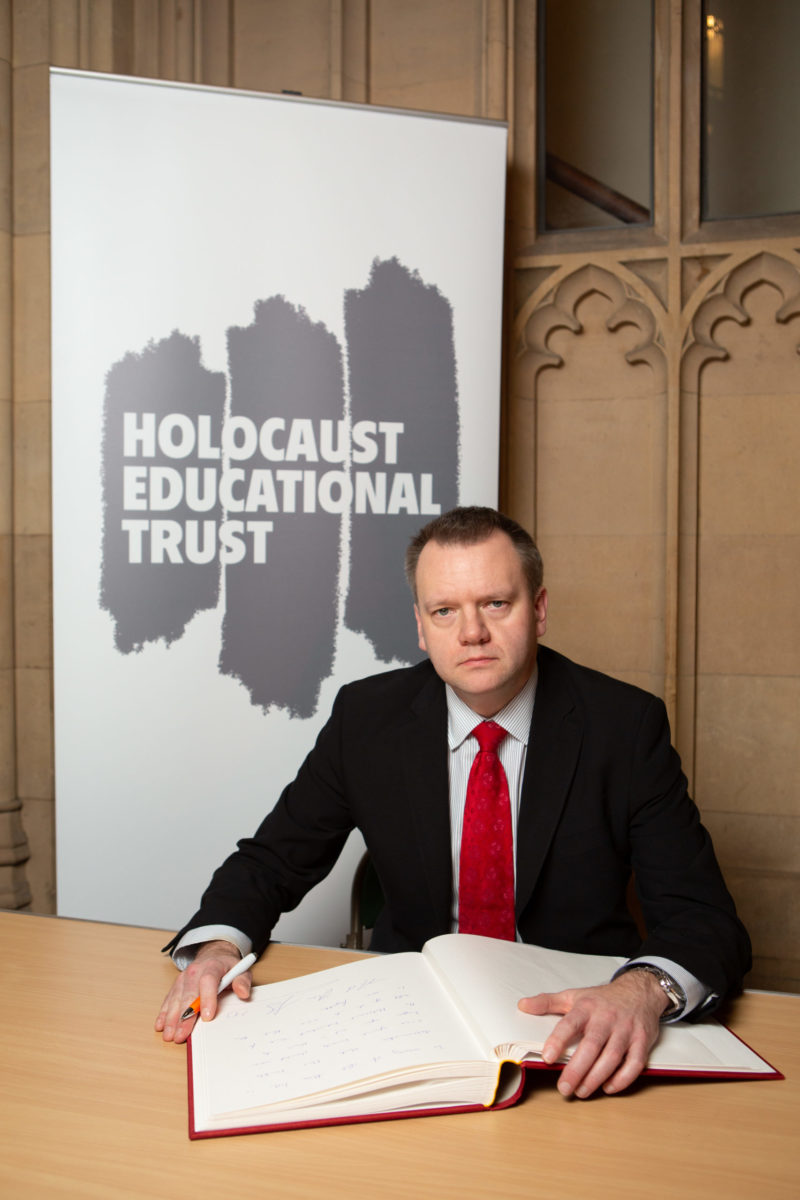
[646,1021,774,1072]
[424,934,622,1058]
[424,935,775,1074]
[192,951,491,1117]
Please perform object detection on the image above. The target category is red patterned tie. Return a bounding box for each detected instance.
[458,720,516,941]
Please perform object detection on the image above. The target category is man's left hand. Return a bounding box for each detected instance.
[517,970,668,1098]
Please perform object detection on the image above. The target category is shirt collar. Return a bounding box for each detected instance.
[446,667,537,750]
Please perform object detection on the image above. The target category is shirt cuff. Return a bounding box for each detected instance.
[171,925,253,969]
[613,956,714,1022]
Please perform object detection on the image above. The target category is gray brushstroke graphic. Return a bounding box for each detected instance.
[220,297,343,716]
[344,258,460,662]
[100,331,226,652]
[100,263,461,714]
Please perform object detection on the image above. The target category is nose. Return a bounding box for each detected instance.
[458,607,489,644]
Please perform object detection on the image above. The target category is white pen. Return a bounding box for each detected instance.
[180,952,257,1020]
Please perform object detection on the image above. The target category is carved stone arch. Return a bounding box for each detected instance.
[675,246,800,814]
[507,261,670,700]
[514,262,667,392]
[681,251,800,387]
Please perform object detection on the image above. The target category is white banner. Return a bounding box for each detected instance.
[51,69,506,943]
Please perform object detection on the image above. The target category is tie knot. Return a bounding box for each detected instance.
[472,720,507,754]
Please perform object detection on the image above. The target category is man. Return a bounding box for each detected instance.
[156,507,750,1099]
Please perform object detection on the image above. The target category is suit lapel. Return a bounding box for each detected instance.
[515,647,583,919]
[398,669,453,931]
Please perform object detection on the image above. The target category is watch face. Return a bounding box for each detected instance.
[657,974,684,1015]
[662,987,680,1012]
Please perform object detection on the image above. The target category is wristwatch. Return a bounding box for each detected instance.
[627,965,686,1019]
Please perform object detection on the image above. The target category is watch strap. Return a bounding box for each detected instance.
[623,964,686,1019]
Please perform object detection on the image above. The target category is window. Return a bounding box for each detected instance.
[702,0,800,220]
[539,0,653,232]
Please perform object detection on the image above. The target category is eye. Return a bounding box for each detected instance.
[433,606,452,617]
[487,600,508,610]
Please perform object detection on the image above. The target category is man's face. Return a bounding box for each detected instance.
[413,530,547,717]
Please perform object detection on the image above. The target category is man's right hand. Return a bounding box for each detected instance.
[154,940,252,1044]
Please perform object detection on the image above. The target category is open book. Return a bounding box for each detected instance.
[187,934,780,1138]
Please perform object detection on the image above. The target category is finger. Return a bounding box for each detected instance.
[601,1029,655,1096]
[168,967,252,1043]
[231,971,252,1000]
[171,1009,199,1044]
[548,1013,614,1093]
[158,966,216,1041]
[539,1006,591,1065]
[560,1010,658,1098]
[198,970,224,1021]
[156,944,243,1042]
[517,988,574,1017]
[156,987,194,1042]
[198,959,255,1020]
[564,1030,631,1098]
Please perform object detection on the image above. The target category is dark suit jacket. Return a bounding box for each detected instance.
[168,646,751,1005]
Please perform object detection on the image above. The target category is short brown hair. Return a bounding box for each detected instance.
[405,506,544,601]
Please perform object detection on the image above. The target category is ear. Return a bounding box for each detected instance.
[534,587,548,639]
[414,604,427,653]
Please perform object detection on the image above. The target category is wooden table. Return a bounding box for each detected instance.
[0,912,796,1199]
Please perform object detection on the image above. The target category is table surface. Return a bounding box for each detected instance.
[0,911,796,1200]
